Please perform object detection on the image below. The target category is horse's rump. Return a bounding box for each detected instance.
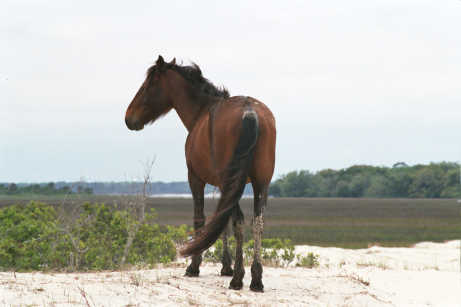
[180,101,260,256]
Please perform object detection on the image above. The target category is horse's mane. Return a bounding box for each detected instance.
[147,61,230,103]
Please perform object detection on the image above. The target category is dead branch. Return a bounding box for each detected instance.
[120,156,156,266]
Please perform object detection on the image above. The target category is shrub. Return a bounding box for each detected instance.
[204,237,295,267]
[296,252,319,268]
[0,201,189,271]
[203,236,236,263]
[0,202,67,270]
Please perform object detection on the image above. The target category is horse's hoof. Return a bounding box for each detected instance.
[221,267,234,276]
[250,281,264,292]
[229,279,243,290]
[184,268,200,277]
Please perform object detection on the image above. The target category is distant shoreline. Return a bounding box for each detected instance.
[148,193,253,199]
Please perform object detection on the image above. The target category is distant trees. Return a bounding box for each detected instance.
[0,183,93,196]
[3,162,460,199]
[0,181,253,196]
[269,162,461,198]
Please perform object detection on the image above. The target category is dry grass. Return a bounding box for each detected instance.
[337,273,370,287]
[356,261,390,270]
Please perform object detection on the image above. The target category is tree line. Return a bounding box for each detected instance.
[0,182,93,195]
[0,181,254,196]
[269,162,461,198]
[3,162,459,198]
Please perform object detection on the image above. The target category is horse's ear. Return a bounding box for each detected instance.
[170,58,176,65]
[156,55,165,66]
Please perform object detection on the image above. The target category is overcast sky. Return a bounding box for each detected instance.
[1,0,460,183]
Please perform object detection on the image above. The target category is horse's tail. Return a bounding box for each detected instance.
[180,106,259,257]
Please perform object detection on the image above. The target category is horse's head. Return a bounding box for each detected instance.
[125,55,176,131]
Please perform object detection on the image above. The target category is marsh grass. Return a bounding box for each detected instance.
[1,196,459,249]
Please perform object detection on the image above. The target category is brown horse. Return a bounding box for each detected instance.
[125,55,276,292]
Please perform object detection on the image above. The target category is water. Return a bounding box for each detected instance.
[148,193,253,199]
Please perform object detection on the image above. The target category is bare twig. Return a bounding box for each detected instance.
[56,179,92,271]
[78,286,92,307]
[120,156,156,266]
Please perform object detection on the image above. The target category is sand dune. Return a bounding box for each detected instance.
[1,241,459,306]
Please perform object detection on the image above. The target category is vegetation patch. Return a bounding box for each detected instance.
[296,252,320,268]
[0,196,459,250]
[0,182,93,196]
[269,162,461,198]
[204,237,296,266]
[0,201,189,271]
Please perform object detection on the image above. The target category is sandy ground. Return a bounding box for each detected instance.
[0,241,459,307]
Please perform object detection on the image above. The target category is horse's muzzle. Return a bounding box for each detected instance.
[125,116,143,131]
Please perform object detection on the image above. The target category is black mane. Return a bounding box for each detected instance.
[147,62,230,101]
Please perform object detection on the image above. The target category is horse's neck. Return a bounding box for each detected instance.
[173,94,218,132]
[166,70,220,131]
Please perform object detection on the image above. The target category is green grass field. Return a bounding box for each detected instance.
[1,195,459,248]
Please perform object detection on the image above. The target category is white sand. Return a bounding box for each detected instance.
[0,241,459,306]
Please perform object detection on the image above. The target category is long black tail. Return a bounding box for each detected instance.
[181,107,259,256]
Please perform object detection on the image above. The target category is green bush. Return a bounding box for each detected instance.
[252,238,295,266]
[0,201,189,271]
[203,236,236,263]
[204,237,295,267]
[296,252,319,268]
[0,202,65,270]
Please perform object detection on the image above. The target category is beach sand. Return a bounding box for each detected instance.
[1,240,459,306]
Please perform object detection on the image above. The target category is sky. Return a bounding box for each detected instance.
[1,0,460,183]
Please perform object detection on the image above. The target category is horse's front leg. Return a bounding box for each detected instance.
[185,170,205,277]
[250,185,268,292]
[221,221,234,276]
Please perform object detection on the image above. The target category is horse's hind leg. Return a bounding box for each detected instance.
[229,203,245,290]
[250,183,268,292]
[185,170,205,277]
[221,222,234,276]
